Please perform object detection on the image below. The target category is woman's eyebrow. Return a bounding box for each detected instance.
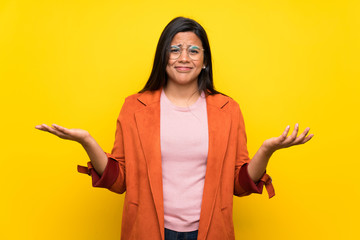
[189,45,200,49]
[170,44,201,49]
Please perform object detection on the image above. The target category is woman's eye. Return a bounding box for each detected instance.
[170,48,180,53]
[189,49,199,54]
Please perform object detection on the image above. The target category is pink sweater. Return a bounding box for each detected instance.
[160,90,208,232]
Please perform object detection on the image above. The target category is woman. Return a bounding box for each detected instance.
[36,17,313,240]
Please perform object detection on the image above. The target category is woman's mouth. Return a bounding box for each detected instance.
[175,66,192,71]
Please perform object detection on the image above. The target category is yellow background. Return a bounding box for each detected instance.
[1,0,359,239]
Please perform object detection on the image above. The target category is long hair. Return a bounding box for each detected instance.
[139,17,220,95]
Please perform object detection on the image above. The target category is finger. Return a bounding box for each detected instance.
[52,124,70,134]
[280,125,290,139]
[39,124,68,138]
[271,125,291,148]
[282,123,299,145]
[52,124,80,140]
[42,124,60,134]
[35,124,53,132]
[301,133,314,144]
[292,127,310,145]
[35,124,47,131]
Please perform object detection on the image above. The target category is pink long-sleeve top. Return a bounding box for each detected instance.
[160,89,208,232]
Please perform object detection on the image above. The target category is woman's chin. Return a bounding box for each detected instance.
[169,79,198,87]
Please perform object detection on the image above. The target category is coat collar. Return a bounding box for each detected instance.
[135,88,231,240]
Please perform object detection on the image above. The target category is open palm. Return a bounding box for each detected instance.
[35,124,90,144]
[263,124,314,153]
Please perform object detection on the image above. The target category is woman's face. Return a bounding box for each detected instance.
[166,32,205,88]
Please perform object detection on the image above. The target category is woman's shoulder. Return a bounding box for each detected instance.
[124,89,161,106]
[206,92,240,110]
[123,92,142,104]
[118,90,161,116]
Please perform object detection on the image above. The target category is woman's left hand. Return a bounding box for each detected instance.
[262,124,314,155]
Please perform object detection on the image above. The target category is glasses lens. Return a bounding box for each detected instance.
[187,46,202,60]
[169,46,181,60]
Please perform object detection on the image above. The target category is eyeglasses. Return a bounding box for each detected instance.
[168,45,204,61]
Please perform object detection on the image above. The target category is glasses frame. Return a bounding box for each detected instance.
[168,44,205,61]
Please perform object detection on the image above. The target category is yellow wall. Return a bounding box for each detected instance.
[1,0,359,239]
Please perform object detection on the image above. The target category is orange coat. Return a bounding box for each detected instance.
[78,89,274,240]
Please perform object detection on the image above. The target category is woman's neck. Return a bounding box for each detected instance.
[164,82,200,107]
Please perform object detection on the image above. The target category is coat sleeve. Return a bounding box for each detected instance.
[233,102,275,198]
[77,107,126,194]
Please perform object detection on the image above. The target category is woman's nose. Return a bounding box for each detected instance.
[178,49,190,61]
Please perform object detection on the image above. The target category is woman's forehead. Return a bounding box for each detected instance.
[170,32,202,47]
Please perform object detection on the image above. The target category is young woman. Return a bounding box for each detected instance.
[36,17,313,240]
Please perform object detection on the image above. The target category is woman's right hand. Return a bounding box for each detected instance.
[35,124,91,145]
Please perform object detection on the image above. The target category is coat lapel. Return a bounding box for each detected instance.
[134,90,165,239]
[198,94,231,240]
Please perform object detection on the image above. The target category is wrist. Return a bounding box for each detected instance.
[260,143,275,158]
[79,133,93,147]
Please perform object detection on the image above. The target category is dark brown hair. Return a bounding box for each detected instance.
[139,17,220,95]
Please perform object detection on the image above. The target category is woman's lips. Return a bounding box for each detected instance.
[175,66,192,71]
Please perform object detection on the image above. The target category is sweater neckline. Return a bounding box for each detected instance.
[161,89,205,112]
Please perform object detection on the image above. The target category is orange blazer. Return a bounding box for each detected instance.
[78,89,274,240]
